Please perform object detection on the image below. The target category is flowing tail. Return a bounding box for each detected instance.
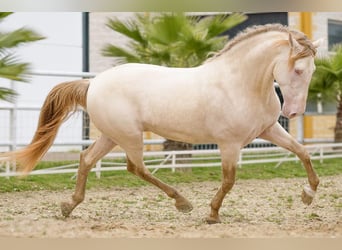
[0,79,90,174]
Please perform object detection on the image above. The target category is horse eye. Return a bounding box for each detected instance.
[295,69,304,75]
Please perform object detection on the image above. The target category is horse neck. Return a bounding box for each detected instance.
[213,31,289,97]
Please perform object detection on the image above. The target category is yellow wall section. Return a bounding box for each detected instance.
[299,12,314,138]
[289,115,335,140]
[304,116,314,138]
[300,12,313,38]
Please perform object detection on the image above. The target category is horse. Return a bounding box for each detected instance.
[0,24,322,224]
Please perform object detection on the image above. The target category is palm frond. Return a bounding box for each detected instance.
[334,68,342,80]
[0,54,30,81]
[0,87,17,102]
[0,28,45,49]
[315,64,338,77]
[0,13,44,102]
[310,47,342,102]
[197,13,247,39]
[102,44,141,64]
[0,12,12,21]
[106,16,147,47]
[104,12,248,68]
[206,36,228,52]
[147,13,190,45]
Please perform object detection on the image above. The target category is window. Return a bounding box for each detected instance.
[328,19,342,50]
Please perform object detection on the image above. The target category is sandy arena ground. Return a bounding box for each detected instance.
[0,175,341,238]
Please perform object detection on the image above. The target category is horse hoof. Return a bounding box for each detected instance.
[176,202,193,213]
[301,185,315,205]
[176,204,193,213]
[60,202,73,217]
[205,216,221,224]
[301,190,313,205]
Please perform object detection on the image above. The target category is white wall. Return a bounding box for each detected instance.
[0,12,84,151]
[0,12,83,105]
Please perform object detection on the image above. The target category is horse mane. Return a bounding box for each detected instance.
[206,23,317,62]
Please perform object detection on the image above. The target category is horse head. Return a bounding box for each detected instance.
[273,33,323,119]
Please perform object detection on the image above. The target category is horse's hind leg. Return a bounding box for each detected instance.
[259,122,319,205]
[61,135,116,217]
[125,147,193,213]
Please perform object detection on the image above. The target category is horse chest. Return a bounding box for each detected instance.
[207,102,279,146]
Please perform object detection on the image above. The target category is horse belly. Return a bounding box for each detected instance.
[141,97,212,144]
[144,122,212,144]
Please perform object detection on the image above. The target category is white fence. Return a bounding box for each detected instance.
[0,70,96,152]
[1,143,342,178]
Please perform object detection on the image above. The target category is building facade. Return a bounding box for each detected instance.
[88,12,342,147]
[288,12,342,142]
[1,12,342,153]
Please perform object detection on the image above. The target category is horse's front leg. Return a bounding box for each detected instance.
[206,145,239,224]
[259,122,320,205]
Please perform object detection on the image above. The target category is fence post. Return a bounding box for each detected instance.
[171,151,176,173]
[8,81,18,173]
[9,81,17,152]
[320,147,323,164]
[95,160,101,178]
[297,115,304,144]
[238,151,242,168]
[5,161,10,179]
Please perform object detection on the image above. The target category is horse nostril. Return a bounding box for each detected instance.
[289,113,297,119]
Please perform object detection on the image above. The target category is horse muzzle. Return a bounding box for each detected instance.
[281,102,305,119]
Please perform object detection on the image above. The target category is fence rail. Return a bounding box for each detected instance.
[1,143,342,178]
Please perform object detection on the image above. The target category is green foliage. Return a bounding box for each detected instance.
[309,44,342,103]
[0,27,44,50]
[0,55,30,81]
[0,86,16,102]
[0,12,12,20]
[103,12,247,67]
[0,12,45,102]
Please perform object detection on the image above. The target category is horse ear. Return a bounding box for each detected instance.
[312,38,324,48]
[288,33,301,53]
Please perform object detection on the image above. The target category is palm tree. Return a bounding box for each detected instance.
[0,12,44,102]
[102,12,247,154]
[309,44,342,142]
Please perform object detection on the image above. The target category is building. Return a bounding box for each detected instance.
[1,12,342,153]
[88,12,342,148]
[288,13,342,142]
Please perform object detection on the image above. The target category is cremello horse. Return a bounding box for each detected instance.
[0,24,322,224]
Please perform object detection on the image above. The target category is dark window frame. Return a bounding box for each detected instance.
[328,19,342,51]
